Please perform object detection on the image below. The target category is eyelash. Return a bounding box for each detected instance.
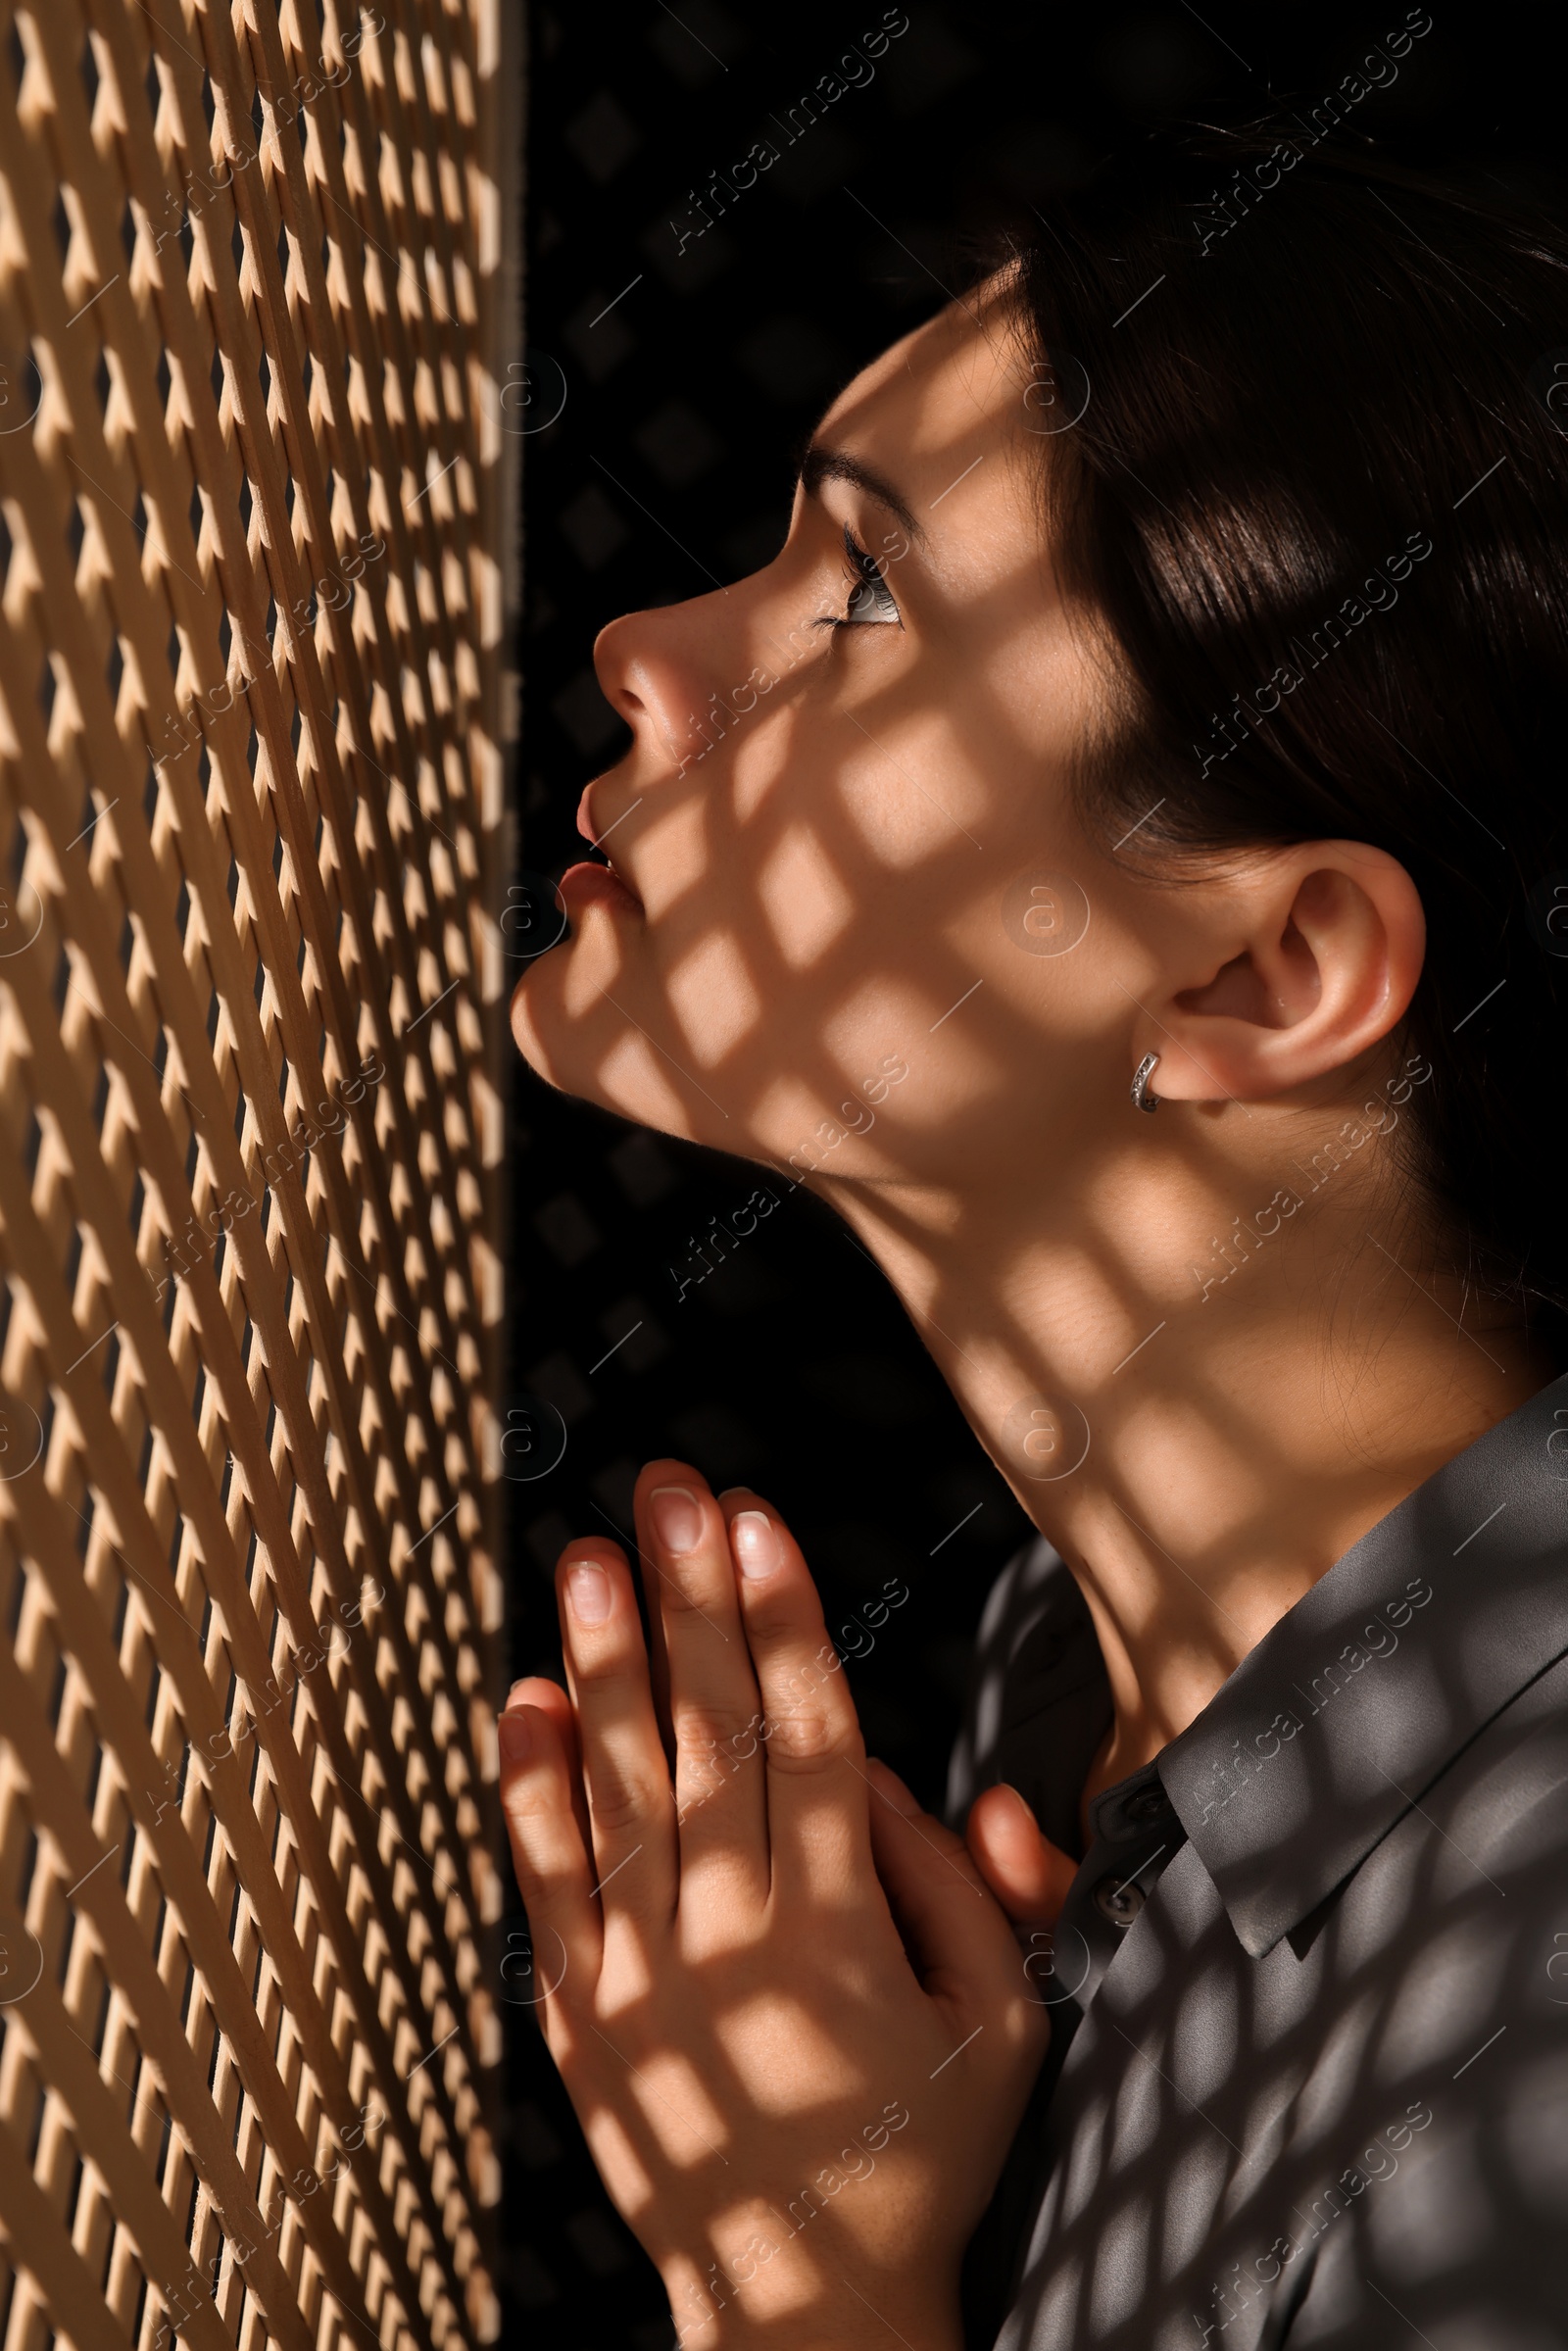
[815,526,903,632]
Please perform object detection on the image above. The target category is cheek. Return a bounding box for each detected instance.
[664,931,764,1066]
[758,825,856,970]
[635,797,708,919]
[835,714,990,868]
[823,976,1005,1132]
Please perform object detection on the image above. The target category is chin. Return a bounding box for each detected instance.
[509,962,710,1142]
[508,974,567,1093]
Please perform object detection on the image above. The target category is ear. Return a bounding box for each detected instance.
[1140,842,1426,1104]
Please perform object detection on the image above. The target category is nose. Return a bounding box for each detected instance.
[591,593,734,780]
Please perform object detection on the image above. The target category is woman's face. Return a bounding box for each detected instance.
[512,285,1150,1199]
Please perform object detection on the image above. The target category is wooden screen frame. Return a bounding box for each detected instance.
[0,1,514,2346]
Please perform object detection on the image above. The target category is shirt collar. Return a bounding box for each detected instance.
[1157,1369,1568,1959]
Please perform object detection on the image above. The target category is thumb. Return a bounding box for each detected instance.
[965,1783,1078,1930]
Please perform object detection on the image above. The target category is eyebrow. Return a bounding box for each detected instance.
[797,443,926,547]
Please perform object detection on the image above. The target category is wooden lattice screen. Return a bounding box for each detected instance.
[0,2,514,2348]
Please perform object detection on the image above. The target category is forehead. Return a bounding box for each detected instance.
[813,278,1033,492]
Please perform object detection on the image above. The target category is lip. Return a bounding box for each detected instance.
[559,858,642,914]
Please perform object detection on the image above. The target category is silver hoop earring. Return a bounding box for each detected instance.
[1131,1052,1161,1113]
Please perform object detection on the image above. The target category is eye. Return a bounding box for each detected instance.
[817,526,902,631]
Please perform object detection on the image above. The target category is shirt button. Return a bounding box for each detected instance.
[1093,1874,1147,1929]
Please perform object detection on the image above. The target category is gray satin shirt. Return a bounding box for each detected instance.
[946,1370,1568,2350]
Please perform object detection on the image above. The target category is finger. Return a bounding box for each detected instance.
[866,1764,1050,2079]
[506,1675,591,1862]
[965,1783,1078,1930]
[716,1489,868,1904]
[620,1529,673,1768]
[864,1759,1008,1995]
[554,1537,676,1927]
[632,1462,767,1904]
[498,1692,601,2022]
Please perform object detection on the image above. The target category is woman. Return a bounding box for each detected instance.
[500,122,1568,2350]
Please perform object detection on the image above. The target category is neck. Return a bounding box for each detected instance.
[825,1127,1555,1817]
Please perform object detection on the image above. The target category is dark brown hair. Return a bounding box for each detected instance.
[997,121,1568,1349]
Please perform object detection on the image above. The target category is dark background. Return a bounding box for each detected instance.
[496,3,1565,2340]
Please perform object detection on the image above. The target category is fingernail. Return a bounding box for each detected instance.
[731,1510,781,1581]
[565,1561,612,1625]
[499,1709,533,1763]
[650,1486,703,1555]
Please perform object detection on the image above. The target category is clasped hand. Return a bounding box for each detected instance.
[499,1460,1072,2351]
